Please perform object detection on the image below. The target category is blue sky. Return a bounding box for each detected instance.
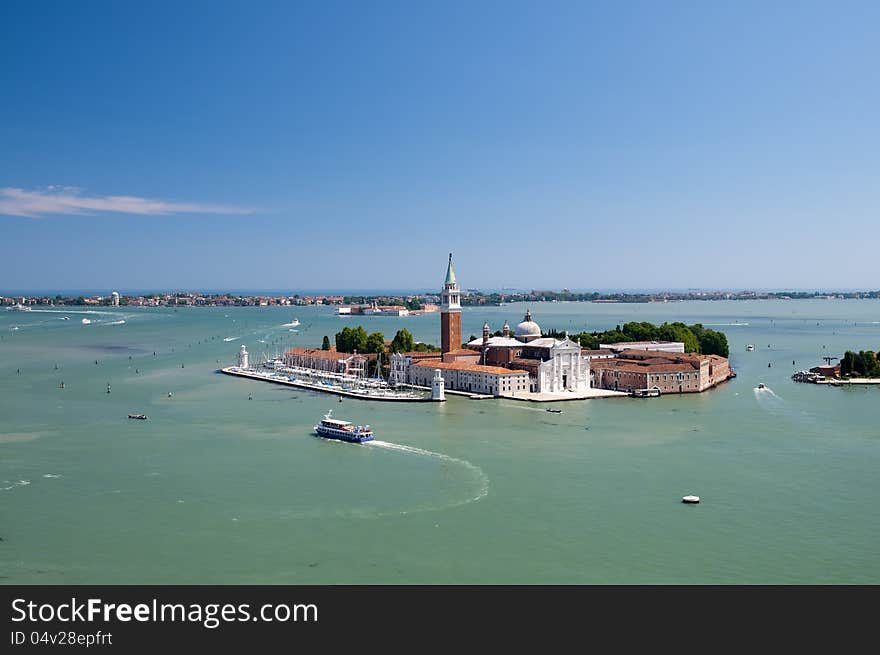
[2,0,878,292]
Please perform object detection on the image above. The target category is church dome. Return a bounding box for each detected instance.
[515,309,541,340]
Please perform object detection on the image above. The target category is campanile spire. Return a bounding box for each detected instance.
[440,253,462,353]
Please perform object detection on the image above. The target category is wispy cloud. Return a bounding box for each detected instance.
[0,186,254,218]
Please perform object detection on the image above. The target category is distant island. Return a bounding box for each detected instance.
[3,288,879,309]
[793,349,880,384]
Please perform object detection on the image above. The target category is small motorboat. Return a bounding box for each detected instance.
[545,408,563,413]
[682,495,700,504]
[746,344,755,351]
[128,414,148,420]
[757,383,766,389]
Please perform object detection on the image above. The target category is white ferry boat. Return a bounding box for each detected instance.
[314,410,374,443]
[281,318,300,327]
[7,303,32,311]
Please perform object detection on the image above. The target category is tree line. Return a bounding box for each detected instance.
[840,350,880,378]
[323,327,439,354]
[562,321,730,357]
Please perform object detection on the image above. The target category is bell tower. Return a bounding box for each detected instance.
[440,252,461,354]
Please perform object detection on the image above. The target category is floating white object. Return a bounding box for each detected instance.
[682,495,701,504]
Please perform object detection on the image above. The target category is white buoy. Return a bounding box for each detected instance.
[682,495,700,504]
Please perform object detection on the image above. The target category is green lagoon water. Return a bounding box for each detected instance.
[1,300,879,584]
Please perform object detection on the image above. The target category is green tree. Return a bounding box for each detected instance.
[390,328,415,353]
[321,335,331,350]
[863,351,880,377]
[691,324,729,357]
[622,321,658,341]
[365,332,386,354]
[335,325,368,353]
[658,322,700,353]
[841,351,857,376]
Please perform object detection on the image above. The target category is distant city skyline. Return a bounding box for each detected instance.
[3,286,878,297]
[3,1,879,290]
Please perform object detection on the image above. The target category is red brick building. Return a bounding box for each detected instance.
[590,349,733,393]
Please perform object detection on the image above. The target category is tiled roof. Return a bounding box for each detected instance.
[411,360,527,376]
[590,358,699,373]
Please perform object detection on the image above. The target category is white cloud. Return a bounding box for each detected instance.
[0,186,254,218]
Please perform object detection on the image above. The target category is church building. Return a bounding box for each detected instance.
[389,254,591,396]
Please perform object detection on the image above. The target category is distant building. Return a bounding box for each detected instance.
[284,347,366,377]
[408,360,529,396]
[599,341,684,353]
[590,349,732,393]
[363,302,409,316]
[810,364,841,379]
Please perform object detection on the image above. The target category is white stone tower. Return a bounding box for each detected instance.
[431,368,446,401]
[238,344,249,369]
[111,291,120,306]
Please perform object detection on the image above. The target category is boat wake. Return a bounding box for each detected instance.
[1,479,31,491]
[366,440,490,512]
[106,320,126,325]
[704,322,750,326]
[223,337,240,342]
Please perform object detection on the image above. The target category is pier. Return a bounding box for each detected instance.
[220,367,434,402]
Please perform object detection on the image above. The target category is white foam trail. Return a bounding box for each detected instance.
[223,336,240,342]
[754,386,779,398]
[42,474,62,478]
[367,440,490,510]
[704,322,749,326]
[0,479,31,491]
[106,320,126,325]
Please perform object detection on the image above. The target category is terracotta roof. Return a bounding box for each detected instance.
[399,352,442,360]
[411,360,527,376]
[509,358,541,371]
[616,349,701,363]
[590,359,698,373]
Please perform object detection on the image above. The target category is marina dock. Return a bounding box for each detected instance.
[220,366,434,402]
